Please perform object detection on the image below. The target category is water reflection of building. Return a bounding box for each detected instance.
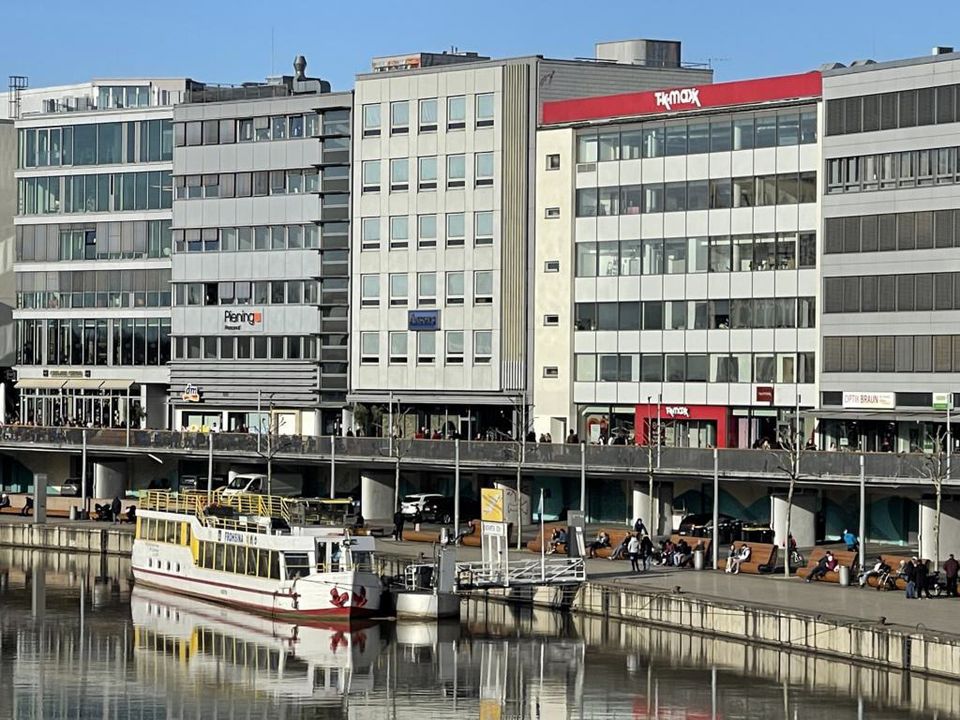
[131,586,380,704]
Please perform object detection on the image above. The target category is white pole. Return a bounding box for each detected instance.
[207,432,213,506]
[81,428,88,515]
[454,439,461,542]
[125,386,130,447]
[540,488,546,582]
[859,453,866,573]
[656,394,662,469]
[329,435,336,499]
[580,442,586,513]
[257,388,262,454]
[712,447,719,569]
[388,391,394,457]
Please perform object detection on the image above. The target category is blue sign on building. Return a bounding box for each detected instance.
[408,310,440,331]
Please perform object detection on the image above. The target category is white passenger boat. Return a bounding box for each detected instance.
[132,491,381,619]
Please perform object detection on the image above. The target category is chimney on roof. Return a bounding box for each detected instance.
[933,46,955,56]
[293,55,307,80]
[595,39,681,68]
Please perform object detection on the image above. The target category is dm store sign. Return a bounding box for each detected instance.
[223,309,264,332]
[408,310,440,331]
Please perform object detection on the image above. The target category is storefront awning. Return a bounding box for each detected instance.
[100,379,135,391]
[64,379,104,390]
[802,408,952,423]
[15,378,66,390]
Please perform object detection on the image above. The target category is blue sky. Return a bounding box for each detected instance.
[1,1,959,90]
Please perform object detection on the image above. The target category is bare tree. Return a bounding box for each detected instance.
[379,407,415,512]
[918,426,949,571]
[255,407,295,495]
[771,417,809,578]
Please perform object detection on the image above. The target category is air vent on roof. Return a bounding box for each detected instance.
[933,46,955,56]
[849,59,877,67]
[819,62,846,71]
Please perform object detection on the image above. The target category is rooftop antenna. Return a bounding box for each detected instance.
[8,75,28,120]
[705,57,730,69]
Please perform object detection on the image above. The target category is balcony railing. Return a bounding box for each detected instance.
[0,425,936,484]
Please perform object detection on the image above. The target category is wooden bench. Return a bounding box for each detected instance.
[796,548,858,582]
[401,529,441,543]
[717,541,778,574]
[669,534,711,562]
[864,555,928,590]
[527,523,566,554]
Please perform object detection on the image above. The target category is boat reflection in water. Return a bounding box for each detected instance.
[131,586,380,703]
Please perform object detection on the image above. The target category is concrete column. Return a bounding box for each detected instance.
[770,492,816,548]
[919,497,960,563]
[93,462,126,499]
[631,481,673,536]
[361,473,395,521]
[33,472,47,524]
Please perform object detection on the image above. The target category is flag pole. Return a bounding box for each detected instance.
[540,488,546,582]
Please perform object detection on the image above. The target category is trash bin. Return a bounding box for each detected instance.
[440,527,450,545]
[693,548,705,571]
[839,565,851,587]
[69,506,78,521]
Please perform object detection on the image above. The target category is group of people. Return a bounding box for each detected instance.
[859,554,960,598]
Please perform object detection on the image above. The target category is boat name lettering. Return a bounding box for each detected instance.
[223,531,255,545]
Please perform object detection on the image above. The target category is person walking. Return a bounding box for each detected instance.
[627,534,641,573]
[903,557,919,599]
[916,558,933,599]
[392,509,405,541]
[943,553,960,597]
[639,533,654,572]
[633,517,647,536]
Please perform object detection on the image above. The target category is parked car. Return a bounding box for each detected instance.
[421,496,482,525]
[400,493,444,517]
[59,477,84,497]
[677,513,744,544]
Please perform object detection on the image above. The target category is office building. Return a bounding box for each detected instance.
[8,78,193,428]
[168,57,351,435]
[534,71,822,447]
[820,48,960,451]
[349,40,712,439]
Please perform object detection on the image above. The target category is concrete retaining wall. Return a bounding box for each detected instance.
[0,523,134,556]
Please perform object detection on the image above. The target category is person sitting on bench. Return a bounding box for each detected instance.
[805,550,838,583]
[0,493,10,510]
[587,531,610,558]
[726,544,752,574]
[608,534,631,560]
[20,496,34,516]
[673,538,693,567]
[858,557,889,588]
[546,527,568,555]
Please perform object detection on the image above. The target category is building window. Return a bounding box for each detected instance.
[446,331,464,364]
[545,207,560,219]
[475,152,494,186]
[418,156,437,190]
[390,101,409,134]
[476,93,495,127]
[419,98,438,132]
[360,332,379,364]
[475,211,494,246]
[544,314,560,326]
[360,275,379,307]
[543,366,559,378]
[417,332,436,364]
[389,273,408,307]
[361,160,380,193]
[362,104,381,136]
[418,272,437,305]
[474,330,492,364]
[546,153,561,170]
[447,96,466,130]
[446,272,464,305]
[361,218,380,250]
[446,213,466,247]
[475,271,493,304]
[390,158,409,192]
[447,155,466,188]
[389,216,409,249]
[418,215,437,248]
[389,331,407,364]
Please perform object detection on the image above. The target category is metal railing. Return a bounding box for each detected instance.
[0,424,940,484]
[456,558,586,588]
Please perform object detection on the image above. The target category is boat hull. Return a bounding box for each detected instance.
[394,590,460,620]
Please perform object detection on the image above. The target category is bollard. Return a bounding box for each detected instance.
[69,507,78,521]
[839,565,851,587]
[693,548,705,571]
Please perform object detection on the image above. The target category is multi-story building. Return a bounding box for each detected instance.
[0,117,15,415]
[349,40,712,439]
[168,57,351,435]
[534,72,823,448]
[819,48,960,452]
[8,78,194,428]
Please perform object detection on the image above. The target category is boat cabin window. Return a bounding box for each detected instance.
[283,552,311,579]
[350,550,373,572]
[317,541,345,571]
[196,541,281,579]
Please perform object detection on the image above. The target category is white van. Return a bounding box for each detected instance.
[220,472,302,497]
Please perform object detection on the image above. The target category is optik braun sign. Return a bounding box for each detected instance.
[223,309,264,332]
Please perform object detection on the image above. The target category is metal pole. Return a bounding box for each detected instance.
[207,432,213,506]
[580,442,586,514]
[454,439,460,542]
[859,453,866,574]
[712,447,719,569]
[125,386,130,447]
[540,488,546,582]
[329,435,336,499]
[81,428,88,515]
[388,391,394,457]
[257,388,262,453]
[656,394,662,469]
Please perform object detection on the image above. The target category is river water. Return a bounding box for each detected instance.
[0,549,957,719]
